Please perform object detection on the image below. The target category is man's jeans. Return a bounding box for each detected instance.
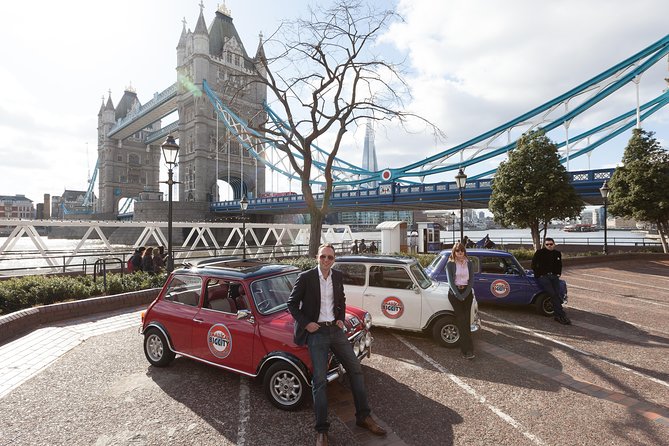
[307,325,370,433]
[538,274,566,317]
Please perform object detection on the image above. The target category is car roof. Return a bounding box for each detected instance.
[336,255,417,265]
[177,257,300,280]
[436,249,512,256]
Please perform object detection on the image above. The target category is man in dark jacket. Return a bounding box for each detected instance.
[287,243,386,446]
[532,238,570,325]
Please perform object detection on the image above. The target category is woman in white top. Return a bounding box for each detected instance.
[445,242,475,359]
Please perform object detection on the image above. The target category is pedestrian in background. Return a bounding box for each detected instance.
[351,240,359,254]
[445,242,476,360]
[130,247,145,272]
[153,246,165,273]
[532,238,571,325]
[359,239,367,253]
[142,246,155,275]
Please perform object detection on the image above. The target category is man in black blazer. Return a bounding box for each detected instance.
[287,243,386,446]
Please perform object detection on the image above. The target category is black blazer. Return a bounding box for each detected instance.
[287,267,346,345]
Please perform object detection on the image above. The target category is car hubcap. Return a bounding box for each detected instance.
[543,299,554,314]
[442,324,459,343]
[147,334,164,361]
[271,371,302,405]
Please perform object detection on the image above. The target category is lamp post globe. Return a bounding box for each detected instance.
[161,135,180,272]
[599,180,610,255]
[455,168,467,243]
[240,195,249,259]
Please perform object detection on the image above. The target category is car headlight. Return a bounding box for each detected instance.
[353,342,361,356]
[363,312,372,330]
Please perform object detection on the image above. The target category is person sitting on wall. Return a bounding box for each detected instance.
[351,240,359,254]
[368,241,377,254]
[359,239,367,253]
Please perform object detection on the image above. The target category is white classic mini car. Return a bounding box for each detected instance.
[333,255,481,347]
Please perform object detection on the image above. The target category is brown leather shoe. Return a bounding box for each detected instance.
[356,416,387,436]
[316,432,329,446]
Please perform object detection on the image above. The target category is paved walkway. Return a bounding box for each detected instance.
[0,306,404,445]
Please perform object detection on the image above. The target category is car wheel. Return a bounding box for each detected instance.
[263,361,308,411]
[535,293,554,316]
[143,328,176,367]
[431,316,460,348]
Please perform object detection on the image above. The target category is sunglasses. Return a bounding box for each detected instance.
[319,254,335,260]
[545,243,554,246]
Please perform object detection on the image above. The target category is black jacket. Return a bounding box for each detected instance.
[286,267,346,345]
[531,248,562,277]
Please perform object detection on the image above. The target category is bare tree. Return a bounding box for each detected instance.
[235,0,440,256]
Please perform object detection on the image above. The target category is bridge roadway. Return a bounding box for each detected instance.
[1,256,667,445]
[212,168,615,215]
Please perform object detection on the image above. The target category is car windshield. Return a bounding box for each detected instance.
[410,263,432,289]
[428,255,445,270]
[250,271,300,315]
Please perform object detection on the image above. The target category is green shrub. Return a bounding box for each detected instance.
[278,257,318,271]
[0,271,167,316]
[509,248,536,261]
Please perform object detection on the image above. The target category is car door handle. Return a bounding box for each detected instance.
[363,293,374,297]
[193,318,205,323]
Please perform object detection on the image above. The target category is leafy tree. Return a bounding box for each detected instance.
[608,128,669,252]
[489,130,583,249]
[232,1,438,256]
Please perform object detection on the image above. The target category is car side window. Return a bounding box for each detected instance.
[204,279,239,314]
[369,266,414,290]
[164,275,202,307]
[333,263,366,286]
[480,256,517,275]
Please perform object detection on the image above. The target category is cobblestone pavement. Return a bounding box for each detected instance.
[1,259,668,445]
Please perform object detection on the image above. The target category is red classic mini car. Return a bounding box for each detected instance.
[141,258,372,410]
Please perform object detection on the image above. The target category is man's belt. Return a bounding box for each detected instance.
[318,321,337,327]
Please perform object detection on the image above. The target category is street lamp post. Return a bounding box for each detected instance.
[161,135,180,272]
[599,181,610,255]
[450,212,456,245]
[455,168,468,243]
[240,195,249,259]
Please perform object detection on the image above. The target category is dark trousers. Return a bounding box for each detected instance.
[307,325,370,433]
[448,290,474,354]
[538,274,566,317]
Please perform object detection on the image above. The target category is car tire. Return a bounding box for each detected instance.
[143,328,176,367]
[263,361,308,411]
[431,316,460,348]
[535,293,554,317]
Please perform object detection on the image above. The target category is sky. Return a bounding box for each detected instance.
[1,0,668,205]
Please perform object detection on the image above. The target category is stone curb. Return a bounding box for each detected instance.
[0,288,160,345]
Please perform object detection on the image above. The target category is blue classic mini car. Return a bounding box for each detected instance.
[424,249,567,316]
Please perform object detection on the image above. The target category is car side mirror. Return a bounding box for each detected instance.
[413,284,421,294]
[237,309,254,321]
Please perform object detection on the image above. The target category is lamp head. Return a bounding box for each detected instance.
[455,168,467,189]
[161,135,180,166]
[240,195,249,211]
[599,181,610,199]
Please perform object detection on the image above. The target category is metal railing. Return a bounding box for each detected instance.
[0,243,351,277]
[439,236,662,248]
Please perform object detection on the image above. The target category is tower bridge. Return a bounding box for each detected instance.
[94,2,669,221]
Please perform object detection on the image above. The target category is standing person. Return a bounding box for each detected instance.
[351,240,359,254]
[359,239,367,254]
[142,247,155,275]
[445,242,476,360]
[532,238,571,325]
[287,243,386,446]
[130,247,145,272]
[153,246,165,273]
[369,241,377,254]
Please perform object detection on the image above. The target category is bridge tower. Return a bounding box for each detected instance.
[97,89,162,216]
[175,3,266,202]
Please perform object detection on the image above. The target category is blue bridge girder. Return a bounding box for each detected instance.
[210,168,614,215]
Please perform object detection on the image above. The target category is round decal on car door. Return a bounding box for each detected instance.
[490,279,510,298]
[381,296,404,319]
[208,324,233,358]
